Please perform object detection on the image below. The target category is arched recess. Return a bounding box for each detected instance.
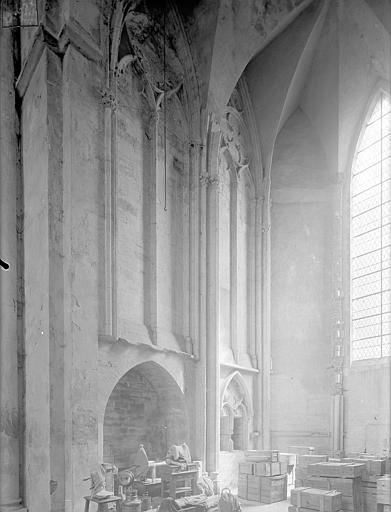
[100,0,201,351]
[218,81,258,366]
[220,371,253,451]
[103,361,189,467]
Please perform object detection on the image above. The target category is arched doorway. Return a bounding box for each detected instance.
[103,362,189,468]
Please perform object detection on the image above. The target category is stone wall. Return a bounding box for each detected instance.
[103,365,188,466]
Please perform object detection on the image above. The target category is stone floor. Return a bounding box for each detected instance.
[240,499,290,512]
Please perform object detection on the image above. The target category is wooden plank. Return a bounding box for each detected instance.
[291,487,342,512]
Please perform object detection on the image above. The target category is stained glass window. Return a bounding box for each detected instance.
[351,92,391,361]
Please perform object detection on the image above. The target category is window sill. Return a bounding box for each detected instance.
[349,356,391,371]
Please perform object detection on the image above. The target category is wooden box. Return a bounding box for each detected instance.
[377,476,391,505]
[237,474,248,499]
[259,475,287,504]
[289,507,342,512]
[298,476,362,512]
[350,459,386,480]
[291,487,343,512]
[289,446,315,455]
[239,462,254,475]
[254,462,281,477]
[361,481,377,510]
[309,463,366,479]
[298,455,329,467]
[296,467,312,480]
[245,450,279,462]
[247,475,261,501]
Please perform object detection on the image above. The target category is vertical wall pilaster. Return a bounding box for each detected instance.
[145,110,159,345]
[254,194,264,447]
[205,120,221,478]
[21,47,52,512]
[0,28,25,512]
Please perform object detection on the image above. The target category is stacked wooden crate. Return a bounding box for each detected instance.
[290,487,343,512]
[237,450,287,503]
[297,462,366,512]
[377,475,390,512]
[330,456,388,512]
[295,455,329,486]
[351,458,386,512]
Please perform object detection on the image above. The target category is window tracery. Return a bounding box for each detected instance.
[351,92,391,361]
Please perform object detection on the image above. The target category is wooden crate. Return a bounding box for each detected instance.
[361,483,377,512]
[377,476,391,505]
[247,475,261,501]
[237,474,248,499]
[289,507,343,512]
[299,476,361,496]
[297,476,362,512]
[352,459,386,479]
[254,462,281,477]
[239,462,254,475]
[309,463,366,479]
[291,487,343,512]
[289,446,316,455]
[296,467,312,480]
[298,455,329,467]
[245,450,279,462]
[259,474,287,504]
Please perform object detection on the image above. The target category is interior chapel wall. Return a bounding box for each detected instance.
[337,0,391,456]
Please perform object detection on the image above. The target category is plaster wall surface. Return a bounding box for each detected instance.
[270,107,333,453]
[270,199,332,453]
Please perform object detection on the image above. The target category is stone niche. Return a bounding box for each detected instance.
[220,372,252,452]
[103,361,189,468]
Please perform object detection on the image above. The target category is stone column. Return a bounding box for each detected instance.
[0,29,25,512]
[204,120,221,482]
[230,177,238,361]
[254,194,264,448]
[261,178,272,449]
[205,172,220,480]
